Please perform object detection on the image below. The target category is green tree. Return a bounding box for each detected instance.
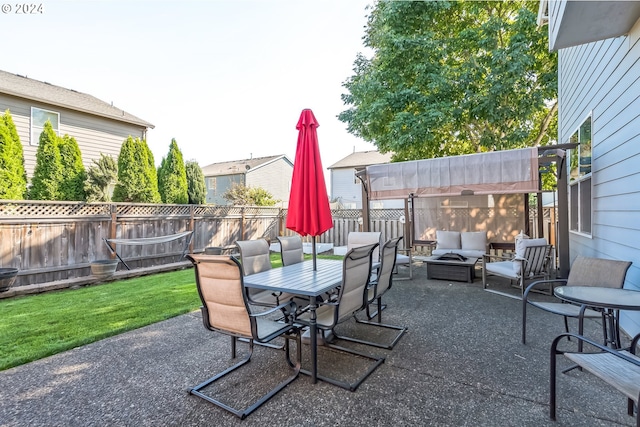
[58,135,86,201]
[157,139,188,204]
[112,136,161,203]
[84,153,118,202]
[185,160,206,204]
[28,121,62,200]
[0,110,27,199]
[223,183,277,206]
[339,0,557,161]
[248,187,277,206]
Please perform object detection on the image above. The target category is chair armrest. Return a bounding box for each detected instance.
[482,253,514,263]
[397,247,411,255]
[552,333,640,367]
[251,300,298,322]
[523,279,568,300]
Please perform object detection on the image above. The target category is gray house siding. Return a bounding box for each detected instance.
[558,22,640,335]
[1,94,147,177]
[331,168,361,208]
[331,168,404,209]
[205,174,243,205]
[245,159,292,207]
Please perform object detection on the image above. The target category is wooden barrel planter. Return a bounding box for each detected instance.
[90,260,119,278]
[0,268,19,292]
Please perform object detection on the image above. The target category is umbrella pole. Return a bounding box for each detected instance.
[312,236,317,271]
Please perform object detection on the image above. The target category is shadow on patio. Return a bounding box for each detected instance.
[0,263,634,426]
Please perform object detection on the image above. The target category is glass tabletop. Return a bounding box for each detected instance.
[554,286,640,310]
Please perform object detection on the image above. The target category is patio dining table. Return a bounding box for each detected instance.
[243,258,343,384]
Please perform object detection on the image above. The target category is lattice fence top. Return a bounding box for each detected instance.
[116,204,191,217]
[0,201,111,218]
[193,205,280,217]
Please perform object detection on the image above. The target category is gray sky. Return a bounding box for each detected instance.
[1,0,375,176]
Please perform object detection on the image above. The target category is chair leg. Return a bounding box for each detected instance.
[522,299,527,344]
[190,333,300,420]
[300,340,385,392]
[550,338,558,421]
[346,310,408,350]
[363,297,386,320]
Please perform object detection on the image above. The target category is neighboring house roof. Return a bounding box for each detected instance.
[0,70,154,129]
[201,154,292,177]
[327,150,393,169]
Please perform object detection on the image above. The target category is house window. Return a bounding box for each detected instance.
[30,107,59,145]
[207,177,217,195]
[568,116,592,235]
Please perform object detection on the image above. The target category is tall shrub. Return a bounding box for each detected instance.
[0,110,27,199]
[58,135,86,201]
[112,136,161,203]
[85,154,118,202]
[28,121,62,200]
[185,160,206,205]
[158,139,188,204]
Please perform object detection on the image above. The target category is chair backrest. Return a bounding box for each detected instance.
[566,256,631,288]
[336,243,378,324]
[347,232,381,261]
[235,239,272,276]
[186,254,253,338]
[376,237,402,296]
[277,235,304,266]
[521,244,552,278]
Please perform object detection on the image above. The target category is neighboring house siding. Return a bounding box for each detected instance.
[206,174,243,205]
[331,168,404,209]
[331,168,361,209]
[1,94,146,177]
[558,25,640,335]
[245,159,292,207]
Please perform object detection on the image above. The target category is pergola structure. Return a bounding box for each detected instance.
[357,145,576,278]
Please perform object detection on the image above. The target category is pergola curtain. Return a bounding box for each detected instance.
[366,147,539,200]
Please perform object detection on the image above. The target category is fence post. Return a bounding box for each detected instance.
[189,204,195,254]
[108,204,117,259]
[241,207,246,240]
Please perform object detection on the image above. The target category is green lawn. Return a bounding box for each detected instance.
[0,253,342,371]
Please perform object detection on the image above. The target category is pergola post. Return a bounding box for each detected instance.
[556,152,570,278]
[356,168,370,232]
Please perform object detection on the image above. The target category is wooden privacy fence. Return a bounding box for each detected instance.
[0,201,553,288]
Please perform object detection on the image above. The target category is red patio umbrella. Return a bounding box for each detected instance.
[286,109,333,270]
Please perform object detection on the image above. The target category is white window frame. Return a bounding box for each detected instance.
[568,114,592,236]
[30,107,60,145]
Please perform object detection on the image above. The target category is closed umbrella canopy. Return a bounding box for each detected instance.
[286,109,333,269]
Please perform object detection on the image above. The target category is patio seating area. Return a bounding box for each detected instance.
[0,264,637,426]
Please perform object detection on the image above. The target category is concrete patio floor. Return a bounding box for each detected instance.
[0,263,636,426]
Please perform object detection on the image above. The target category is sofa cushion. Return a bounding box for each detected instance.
[436,231,460,250]
[461,231,486,252]
[485,260,519,280]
